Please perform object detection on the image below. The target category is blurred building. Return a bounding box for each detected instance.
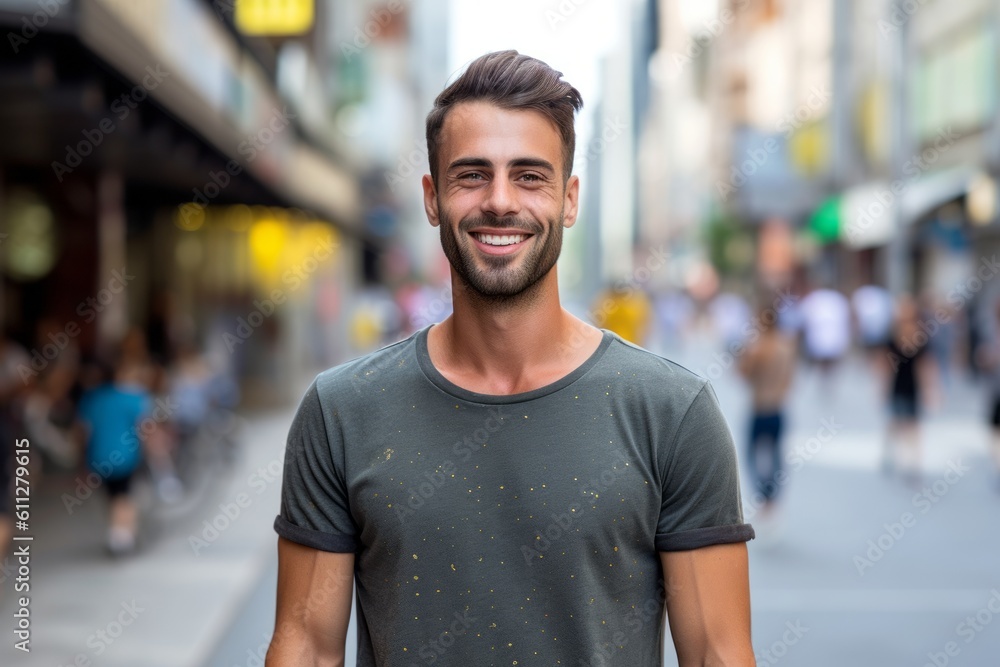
[324,0,450,286]
[576,0,658,302]
[0,0,437,404]
[642,0,1000,312]
[902,0,1000,297]
[637,0,833,296]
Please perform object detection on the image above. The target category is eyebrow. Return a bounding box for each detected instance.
[447,157,556,173]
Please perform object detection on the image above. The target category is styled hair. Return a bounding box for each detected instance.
[426,50,584,184]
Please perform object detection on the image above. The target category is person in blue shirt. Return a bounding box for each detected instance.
[77,356,152,556]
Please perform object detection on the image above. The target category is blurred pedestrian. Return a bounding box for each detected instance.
[738,304,797,523]
[799,287,851,395]
[76,355,153,556]
[851,284,893,354]
[22,317,79,468]
[924,294,957,391]
[879,295,939,486]
[975,299,1000,491]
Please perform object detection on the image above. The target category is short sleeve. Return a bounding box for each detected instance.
[655,381,755,551]
[273,380,359,552]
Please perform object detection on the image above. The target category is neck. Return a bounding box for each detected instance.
[430,268,601,394]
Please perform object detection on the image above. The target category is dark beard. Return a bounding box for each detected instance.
[438,206,563,308]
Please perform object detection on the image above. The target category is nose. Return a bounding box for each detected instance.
[480,174,521,219]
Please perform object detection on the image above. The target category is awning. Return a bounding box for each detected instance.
[900,166,982,226]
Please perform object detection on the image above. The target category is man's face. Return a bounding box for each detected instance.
[422,101,579,302]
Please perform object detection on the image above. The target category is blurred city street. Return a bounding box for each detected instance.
[0,393,305,667]
[2,0,1000,664]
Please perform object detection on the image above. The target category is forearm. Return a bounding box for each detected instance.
[664,544,754,667]
[677,645,756,667]
[265,631,345,667]
[269,539,354,667]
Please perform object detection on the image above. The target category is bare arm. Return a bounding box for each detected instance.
[736,345,756,379]
[266,537,355,667]
[917,351,940,411]
[661,543,754,666]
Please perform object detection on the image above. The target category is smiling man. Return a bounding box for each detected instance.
[266,50,755,666]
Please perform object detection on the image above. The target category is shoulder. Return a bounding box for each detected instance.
[600,332,710,401]
[313,330,421,400]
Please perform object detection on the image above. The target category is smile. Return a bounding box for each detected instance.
[474,233,526,246]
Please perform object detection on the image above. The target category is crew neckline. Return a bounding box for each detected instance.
[415,324,614,405]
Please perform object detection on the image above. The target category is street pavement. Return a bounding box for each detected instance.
[4,334,998,667]
[679,334,1000,667]
[0,386,307,667]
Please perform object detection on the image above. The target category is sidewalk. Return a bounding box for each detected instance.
[0,395,303,667]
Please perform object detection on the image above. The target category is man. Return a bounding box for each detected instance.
[266,50,755,666]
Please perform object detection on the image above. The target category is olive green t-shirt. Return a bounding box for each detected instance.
[274,325,753,666]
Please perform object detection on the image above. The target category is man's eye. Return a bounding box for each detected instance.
[460,172,484,181]
[519,173,541,182]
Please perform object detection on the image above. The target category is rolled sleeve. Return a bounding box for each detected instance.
[274,380,359,553]
[656,382,755,552]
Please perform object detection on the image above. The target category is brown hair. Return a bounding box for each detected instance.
[426,50,583,185]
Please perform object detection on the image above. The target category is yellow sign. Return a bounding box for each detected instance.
[788,119,828,176]
[235,0,314,36]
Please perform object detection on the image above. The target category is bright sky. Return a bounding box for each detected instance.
[448,0,630,160]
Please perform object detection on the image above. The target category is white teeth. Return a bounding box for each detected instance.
[475,233,525,246]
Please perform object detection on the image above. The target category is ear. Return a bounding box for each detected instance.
[562,174,580,229]
[422,174,440,227]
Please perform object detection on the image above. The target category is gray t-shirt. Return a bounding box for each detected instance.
[274,325,753,666]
